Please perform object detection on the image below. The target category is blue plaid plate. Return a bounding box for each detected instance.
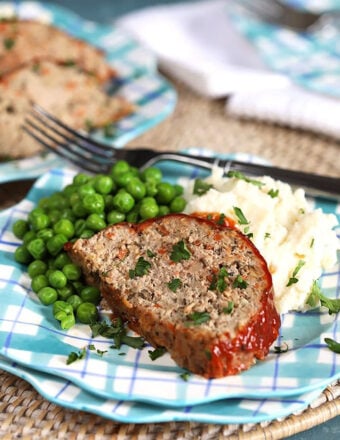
[0,151,339,408]
[0,354,325,425]
[0,2,176,183]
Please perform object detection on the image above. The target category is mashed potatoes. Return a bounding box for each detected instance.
[183,168,339,314]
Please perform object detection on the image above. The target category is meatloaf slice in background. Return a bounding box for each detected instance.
[67,213,281,378]
[0,20,115,82]
[0,60,134,159]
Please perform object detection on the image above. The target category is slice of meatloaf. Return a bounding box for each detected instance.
[67,213,280,378]
[0,60,134,159]
[0,20,115,82]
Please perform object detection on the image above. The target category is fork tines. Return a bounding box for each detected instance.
[23,104,115,173]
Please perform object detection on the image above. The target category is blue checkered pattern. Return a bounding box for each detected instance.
[0,354,325,424]
[0,155,339,409]
[0,2,176,183]
[230,0,340,97]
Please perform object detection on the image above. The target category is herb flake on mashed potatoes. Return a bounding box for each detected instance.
[183,168,339,314]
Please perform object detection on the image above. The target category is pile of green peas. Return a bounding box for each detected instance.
[12,160,186,329]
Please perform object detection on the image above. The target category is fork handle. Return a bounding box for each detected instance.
[143,153,340,200]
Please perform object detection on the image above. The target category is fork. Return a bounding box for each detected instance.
[23,104,340,200]
[236,0,340,32]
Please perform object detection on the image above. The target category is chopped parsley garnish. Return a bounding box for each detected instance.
[223,301,234,314]
[307,281,340,314]
[179,371,191,381]
[286,260,305,287]
[268,188,279,198]
[193,178,213,196]
[63,59,76,67]
[103,123,115,138]
[148,347,167,361]
[233,275,248,289]
[66,347,86,365]
[129,256,151,278]
[209,266,229,292]
[233,207,249,225]
[227,170,264,187]
[167,278,182,292]
[185,311,211,327]
[324,338,340,354]
[3,37,15,50]
[217,213,226,225]
[170,240,191,262]
[90,319,145,349]
[310,238,315,248]
[147,249,156,258]
[204,349,212,360]
[274,343,289,353]
[264,232,271,239]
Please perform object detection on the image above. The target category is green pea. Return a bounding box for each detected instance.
[107,210,125,225]
[170,196,187,213]
[48,270,67,289]
[53,300,74,318]
[36,228,54,242]
[28,208,45,224]
[78,183,95,198]
[174,184,184,196]
[80,286,101,305]
[104,194,114,211]
[62,183,77,198]
[59,313,76,330]
[126,209,139,223]
[141,167,162,183]
[37,197,51,210]
[72,281,85,294]
[145,180,158,196]
[23,230,36,245]
[126,178,146,200]
[76,302,98,324]
[72,200,88,217]
[114,171,135,188]
[158,205,170,216]
[85,213,106,231]
[73,173,90,186]
[156,182,176,204]
[38,286,58,305]
[27,260,47,278]
[62,263,82,281]
[27,238,47,260]
[82,193,105,214]
[53,219,75,239]
[46,234,68,256]
[12,219,29,239]
[14,245,32,264]
[47,193,69,210]
[31,274,48,293]
[57,285,75,300]
[54,252,71,269]
[112,191,135,213]
[59,208,76,223]
[110,160,130,178]
[48,209,61,224]
[93,175,114,195]
[74,219,87,237]
[79,229,94,238]
[139,199,159,220]
[67,294,83,310]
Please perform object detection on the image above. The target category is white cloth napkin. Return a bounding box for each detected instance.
[117,0,340,141]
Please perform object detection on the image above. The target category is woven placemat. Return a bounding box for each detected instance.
[0,74,339,439]
[0,370,339,440]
